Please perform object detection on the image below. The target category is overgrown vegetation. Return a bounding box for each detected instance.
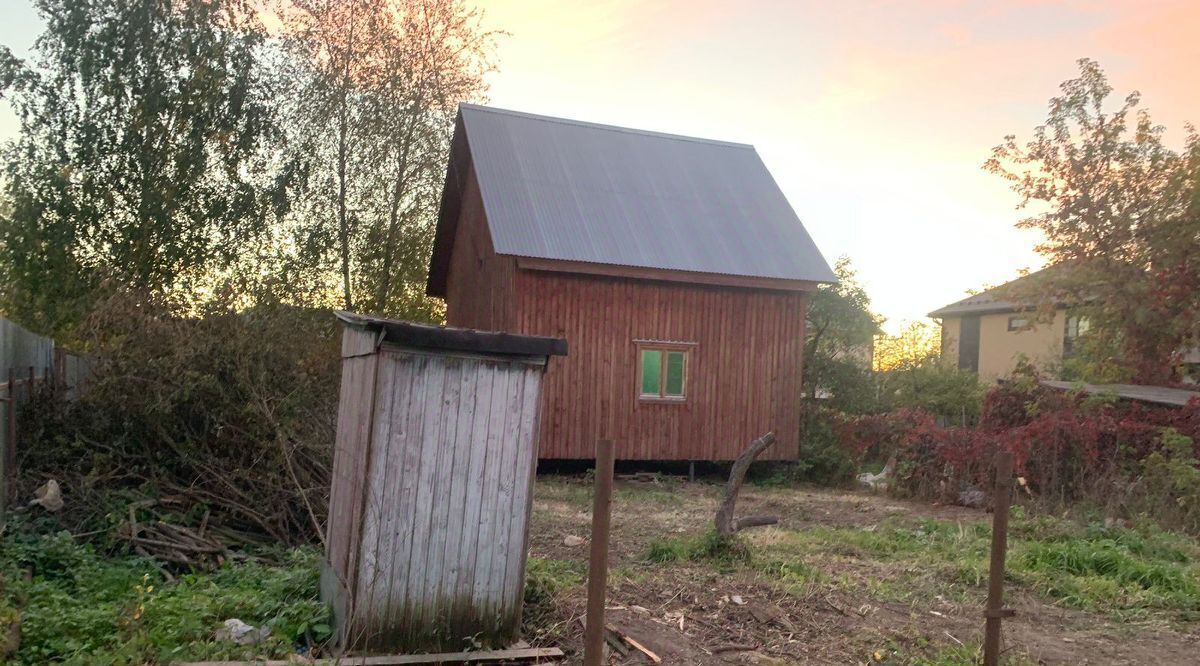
[19,291,340,546]
[522,556,583,646]
[0,0,495,331]
[0,524,329,664]
[837,369,1200,536]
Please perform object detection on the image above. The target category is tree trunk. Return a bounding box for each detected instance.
[715,432,778,536]
[376,101,421,311]
[335,11,357,312]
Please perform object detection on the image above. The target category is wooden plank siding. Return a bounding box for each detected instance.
[515,270,806,461]
[325,342,546,652]
[443,163,517,333]
[323,327,380,643]
[440,166,808,461]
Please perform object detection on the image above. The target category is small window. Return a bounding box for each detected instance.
[1064,315,1090,357]
[639,347,688,400]
[1007,316,1030,331]
[1066,315,1090,339]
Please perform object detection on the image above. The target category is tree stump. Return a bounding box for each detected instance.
[715,432,779,536]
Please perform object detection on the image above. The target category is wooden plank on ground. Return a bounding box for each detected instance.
[175,646,564,665]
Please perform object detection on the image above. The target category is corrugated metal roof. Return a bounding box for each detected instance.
[455,104,834,283]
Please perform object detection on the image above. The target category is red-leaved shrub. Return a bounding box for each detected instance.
[839,376,1200,532]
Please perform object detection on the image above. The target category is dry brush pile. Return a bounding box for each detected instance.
[17,291,342,561]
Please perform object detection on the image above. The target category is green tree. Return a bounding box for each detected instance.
[985,58,1200,384]
[0,0,278,335]
[875,321,985,423]
[803,256,883,413]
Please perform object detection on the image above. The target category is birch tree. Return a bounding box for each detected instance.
[279,0,495,317]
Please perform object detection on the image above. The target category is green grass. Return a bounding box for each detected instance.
[1011,522,1200,618]
[644,530,749,566]
[521,557,584,645]
[0,529,329,664]
[523,556,584,606]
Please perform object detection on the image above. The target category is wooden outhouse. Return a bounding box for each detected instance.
[322,312,567,652]
[427,104,836,461]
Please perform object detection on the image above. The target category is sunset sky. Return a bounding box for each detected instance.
[2,0,1197,331]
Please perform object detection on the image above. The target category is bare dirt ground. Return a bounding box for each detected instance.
[524,476,1200,665]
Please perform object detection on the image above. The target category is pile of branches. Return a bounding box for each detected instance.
[118,499,251,572]
[17,290,342,552]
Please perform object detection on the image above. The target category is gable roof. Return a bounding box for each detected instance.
[928,265,1073,318]
[928,284,1027,318]
[427,104,834,296]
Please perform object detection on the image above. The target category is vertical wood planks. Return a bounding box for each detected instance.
[328,345,546,653]
[504,270,806,461]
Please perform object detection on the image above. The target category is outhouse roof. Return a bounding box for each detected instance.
[335,311,568,358]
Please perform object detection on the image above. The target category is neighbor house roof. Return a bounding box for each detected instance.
[928,265,1073,318]
[427,104,835,296]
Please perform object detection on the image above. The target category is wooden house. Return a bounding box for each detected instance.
[427,105,834,461]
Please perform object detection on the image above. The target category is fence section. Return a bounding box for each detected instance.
[0,317,89,517]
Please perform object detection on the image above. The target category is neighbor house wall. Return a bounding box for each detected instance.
[941,309,1067,380]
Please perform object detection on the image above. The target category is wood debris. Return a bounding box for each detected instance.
[176,647,565,665]
[120,501,241,568]
[605,623,662,664]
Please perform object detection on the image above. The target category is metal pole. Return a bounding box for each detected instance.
[984,450,1015,666]
[583,439,615,666]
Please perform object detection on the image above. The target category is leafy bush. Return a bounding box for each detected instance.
[838,375,1200,535]
[1138,428,1200,534]
[877,360,986,424]
[797,407,859,485]
[0,527,329,664]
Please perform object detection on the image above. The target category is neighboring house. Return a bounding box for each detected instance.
[427,104,834,461]
[928,269,1089,380]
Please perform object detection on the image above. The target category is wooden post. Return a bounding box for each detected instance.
[583,439,615,666]
[5,367,14,511]
[983,450,1015,666]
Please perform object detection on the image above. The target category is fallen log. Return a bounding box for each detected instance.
[715,432,778,536]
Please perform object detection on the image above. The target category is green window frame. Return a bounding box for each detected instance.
[638,345,688,401]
